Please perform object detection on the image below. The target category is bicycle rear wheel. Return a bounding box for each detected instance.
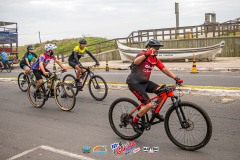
[109,98,145,140]
[55,82,76,111]
[164,101,212,151]
[89,75,108,101]
[18,72,30,92]
[27,82,46,108]
[2,63,11,73]
[62,74,78,96]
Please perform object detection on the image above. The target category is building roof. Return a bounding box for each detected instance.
[0,21,17,27]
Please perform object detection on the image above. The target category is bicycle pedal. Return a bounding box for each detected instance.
[78,88,83,91]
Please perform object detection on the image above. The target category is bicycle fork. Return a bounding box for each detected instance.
[171,96,189,129]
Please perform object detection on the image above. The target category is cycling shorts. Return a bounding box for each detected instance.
[33,68,50,80]
[69,61,83,69]
[20,61,28,69]
[128,81,159,105]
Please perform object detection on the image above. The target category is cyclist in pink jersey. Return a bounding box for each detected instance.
[31,44,67,98]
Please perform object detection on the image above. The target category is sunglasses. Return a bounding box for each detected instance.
[153,46,160,50]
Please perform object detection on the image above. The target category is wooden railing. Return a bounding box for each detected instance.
[126,21,240,43]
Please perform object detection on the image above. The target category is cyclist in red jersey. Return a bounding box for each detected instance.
[126,39,183,133]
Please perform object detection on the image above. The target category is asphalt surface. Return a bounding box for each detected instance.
[1,81,240,160]
[1,69,240,88]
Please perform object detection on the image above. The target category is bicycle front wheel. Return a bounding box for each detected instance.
[164,101,212,151]
[55,82,76,111]
[27,82,46,108]
[109,98,145,140]
[18,72,30,92]
[62,74,78,96]
[89,75,108,101]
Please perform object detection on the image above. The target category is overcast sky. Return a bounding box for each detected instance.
[1,0,239,46]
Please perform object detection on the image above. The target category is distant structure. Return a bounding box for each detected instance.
[0,21,18,58]
[204,13,218,24]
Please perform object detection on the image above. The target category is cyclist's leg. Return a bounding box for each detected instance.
[44,68,55,96]
[33,70,43,90]
[146,81,165,120]
[128,83,153,133]
[75,65,82,81]
[69,61,80,81]
[146,81,162,101]
[0,62,4,68]
[24,66,31,75]
[2,61,8,68]
[21,62,31,78]
[78,62,86,80]
[33,70,43,98]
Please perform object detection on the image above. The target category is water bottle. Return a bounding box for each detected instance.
[53,62,56,72]
[47,81,51,88]
[151,100,159,113]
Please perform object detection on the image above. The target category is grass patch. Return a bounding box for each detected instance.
[18,37,113,59]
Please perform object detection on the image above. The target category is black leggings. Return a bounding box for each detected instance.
[128,81,159,105]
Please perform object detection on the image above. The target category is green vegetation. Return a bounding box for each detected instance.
[227,32,240,36]
[18,37,113,59]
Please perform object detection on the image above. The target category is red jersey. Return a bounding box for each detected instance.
[126,51,165,84]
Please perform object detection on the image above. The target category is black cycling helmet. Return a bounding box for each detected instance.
[27,45,34,50]
[79,39,87,45]
[145,39,164,48]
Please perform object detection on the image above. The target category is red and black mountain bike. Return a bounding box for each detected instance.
[108,83,212,151]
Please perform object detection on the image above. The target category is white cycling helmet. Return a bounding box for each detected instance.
[45,44,57,52]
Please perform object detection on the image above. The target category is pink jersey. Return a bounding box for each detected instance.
[32,52,56,70]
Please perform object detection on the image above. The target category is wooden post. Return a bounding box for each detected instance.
[162,30,164,40]
[170,29,172,39]
[61,53,64,62]
[196,26,198,38]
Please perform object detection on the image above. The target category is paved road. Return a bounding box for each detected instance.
[1,81,240,160]
[1,68,240,88]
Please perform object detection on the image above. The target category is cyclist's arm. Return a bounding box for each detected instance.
[55,59,65,69]
[26,59,31,67]
[23,52,30,66]
[30,53,38,66]
[39,61,48,75]
[33,53,38,58]
[161,68,177,80]
[86,50,99,64]
[73,51,81,64]
[134,53,146,65]
[39,55,48,75]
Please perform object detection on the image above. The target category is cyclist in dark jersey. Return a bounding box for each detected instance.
[20,45,38,81]
[126,39,183,133]
[68,39,99,87]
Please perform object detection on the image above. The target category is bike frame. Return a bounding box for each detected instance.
[41,70,65,100]
[74,66,95,88]
[128,85,184,127]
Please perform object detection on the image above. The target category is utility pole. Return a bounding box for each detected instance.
[38,31,42,43]
[175,2,179,39]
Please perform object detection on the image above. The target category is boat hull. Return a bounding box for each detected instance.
[117,41,225,61]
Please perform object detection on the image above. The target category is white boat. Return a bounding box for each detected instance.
[117,41,225,61]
